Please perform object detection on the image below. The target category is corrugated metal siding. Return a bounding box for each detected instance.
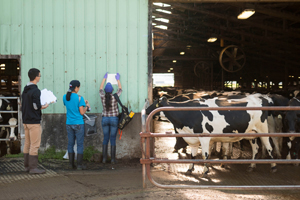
[0,0,149,113]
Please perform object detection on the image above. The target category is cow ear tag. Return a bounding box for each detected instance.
[156,103,159,107]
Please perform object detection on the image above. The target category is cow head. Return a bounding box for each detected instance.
[284,98,300,134]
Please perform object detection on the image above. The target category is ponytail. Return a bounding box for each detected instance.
[66,91,72,101]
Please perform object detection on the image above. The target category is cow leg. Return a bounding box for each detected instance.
[186,146,198,175]
[248,138,259,172]
[286,138,292,160]
[199,138,210,177]
[271,137,282,159]
[221,142,230,168]
[260,137,277,173]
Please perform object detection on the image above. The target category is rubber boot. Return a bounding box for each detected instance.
[24,153,29,172]
[68,153,76,170]
[102,145,108,164]
[77,154,86,170]
[29,155,45,174]
[111,145,117,164]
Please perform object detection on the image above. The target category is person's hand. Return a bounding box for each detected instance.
[115,73,120,80]
[104,72,108,79]
[42,103,49,109]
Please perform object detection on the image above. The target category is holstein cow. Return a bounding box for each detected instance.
[147,94,276,177]
[283,97,300,161]
[260,94,289,159]
[0,97,20,156]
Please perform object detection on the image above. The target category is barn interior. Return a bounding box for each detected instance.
[152,1,300,93]
[0,59,20,96]
[0,58,21,157]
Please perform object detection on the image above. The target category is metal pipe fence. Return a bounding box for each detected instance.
[140,106,300,190]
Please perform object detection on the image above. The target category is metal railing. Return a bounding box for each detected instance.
[140,106,300,190]
[0,97,21,141]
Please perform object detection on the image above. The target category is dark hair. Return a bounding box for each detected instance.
[28,68,40,81]
[105,92,112,111]
[66,80,81,101]
[66,91,72,101]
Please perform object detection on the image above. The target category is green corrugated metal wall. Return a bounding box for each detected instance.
[0,0,149,113]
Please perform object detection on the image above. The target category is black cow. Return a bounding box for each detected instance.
[283,97,300,161]
[147,94,277,177]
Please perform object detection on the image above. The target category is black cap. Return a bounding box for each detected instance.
[69,80,80,91]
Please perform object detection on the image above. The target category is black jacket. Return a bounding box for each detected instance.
[21,84,42,124]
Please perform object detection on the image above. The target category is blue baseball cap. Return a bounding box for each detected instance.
[104,82,113,93]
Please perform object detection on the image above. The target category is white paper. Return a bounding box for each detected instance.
[107,74,117,85]
[40,89,57,105]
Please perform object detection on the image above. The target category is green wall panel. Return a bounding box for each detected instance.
[0,0,149,114]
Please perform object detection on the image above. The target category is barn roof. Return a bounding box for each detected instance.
[152,1,300,89]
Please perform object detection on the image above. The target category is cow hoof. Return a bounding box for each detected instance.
[202,173,208,178]
[182,149,187,154]
[172,149,178,153]
[247,167,254,172]
[186,170,193,175]
[271,167,277,173]
[220,164,225,168]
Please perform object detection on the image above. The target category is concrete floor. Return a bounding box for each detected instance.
[1,120,300,199]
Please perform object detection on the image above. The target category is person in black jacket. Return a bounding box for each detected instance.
[22,68,49,174]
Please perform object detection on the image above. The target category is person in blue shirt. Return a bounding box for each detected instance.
[63,80,90,170]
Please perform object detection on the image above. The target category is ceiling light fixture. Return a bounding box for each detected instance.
[153,3,171,7]
[154,25,168,30]
[155,18,169,23]
[173,60,177,63]
[170,68,173,70]
[156,9,171,14]
[207,37,217,43]
[237,9,255,20]
[180,52,185,55]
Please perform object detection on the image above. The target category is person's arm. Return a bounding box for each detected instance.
[79,106,87,115]
[79,97,89,115]
[32,90,45,110]
[100,72,108,90]
[115,73,121,89]
[117,80,122,90]
[41,103,49,110]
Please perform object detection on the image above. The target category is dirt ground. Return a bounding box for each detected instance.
[1,120,300,200]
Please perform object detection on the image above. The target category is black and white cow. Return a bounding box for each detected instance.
[283,97,300,161]
[147,94,277,177]
[0,97,20,157]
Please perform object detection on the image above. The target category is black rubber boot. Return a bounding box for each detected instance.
[77,154,86,170]
[24,153,29,172]
[29,155,45,174]
[111,145,117,164]
[102,145,108,164]
[68,153,76,170]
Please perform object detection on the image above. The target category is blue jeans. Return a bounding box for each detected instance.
[66,124,85,154]
[102,116,119,146]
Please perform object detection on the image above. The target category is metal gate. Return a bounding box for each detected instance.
[140,106,300,190]
[0,96,21,142]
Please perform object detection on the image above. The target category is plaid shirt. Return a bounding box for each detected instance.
[99,88,122,117]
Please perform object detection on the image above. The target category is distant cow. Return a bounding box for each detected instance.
[147,94,277,177]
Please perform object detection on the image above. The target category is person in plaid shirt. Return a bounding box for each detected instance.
[99,72,122,164]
